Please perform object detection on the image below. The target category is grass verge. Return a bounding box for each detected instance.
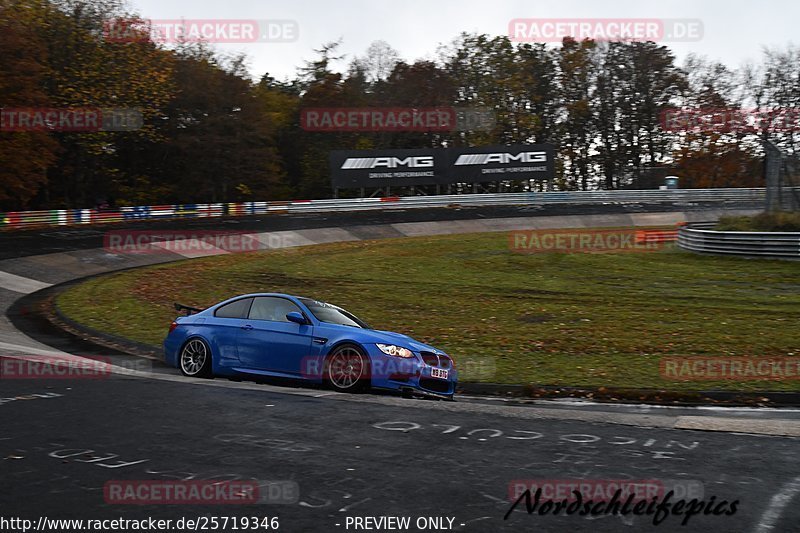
[57,232,800,391]
[716,211,800,231]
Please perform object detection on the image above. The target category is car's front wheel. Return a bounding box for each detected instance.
[179,338,212,378]
[325,344,369,392]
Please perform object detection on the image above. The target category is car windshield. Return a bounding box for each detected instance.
[299,298,368,328]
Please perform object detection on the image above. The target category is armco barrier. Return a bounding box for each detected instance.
[0,188,777,231]
[678,223,800,259]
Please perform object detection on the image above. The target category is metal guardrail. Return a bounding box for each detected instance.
[678,223,800,259]
[299,188,769,212]
[0,188,777,231]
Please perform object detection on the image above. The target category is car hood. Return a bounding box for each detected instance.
[322,323,441,353]
[371,329,440,352]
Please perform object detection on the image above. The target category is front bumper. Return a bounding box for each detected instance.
[400,386,457,401]
[364,345,458,397]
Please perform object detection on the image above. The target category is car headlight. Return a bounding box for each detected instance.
[376,344,414,358]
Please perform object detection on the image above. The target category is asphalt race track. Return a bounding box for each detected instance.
[2,202,799,533]
[1,372,799,532]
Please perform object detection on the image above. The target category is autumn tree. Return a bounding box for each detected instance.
[557,38,596,190]
[26,0,175,207]
[0,0,58,209]
[150,47,286,203]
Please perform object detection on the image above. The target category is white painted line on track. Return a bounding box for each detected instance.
[0,271,52,294]
[0,340,66,357]
[754,475,800,533]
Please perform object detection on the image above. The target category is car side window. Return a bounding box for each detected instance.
[214,298,253,319]
[249,297,302,322]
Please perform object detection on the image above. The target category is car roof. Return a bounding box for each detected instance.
[227,292,302,300]
[229,294,344,308]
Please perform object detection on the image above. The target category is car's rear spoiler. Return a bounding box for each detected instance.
[174,302,204,316]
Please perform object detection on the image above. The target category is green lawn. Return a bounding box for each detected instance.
[57,232,800,391]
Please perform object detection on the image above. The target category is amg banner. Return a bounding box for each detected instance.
[330,144,555,188]
[448,144,555,182]
[329,148,447,188]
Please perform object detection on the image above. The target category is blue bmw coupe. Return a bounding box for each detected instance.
[163,293,457,399]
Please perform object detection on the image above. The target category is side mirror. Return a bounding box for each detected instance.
[286,312,308,325]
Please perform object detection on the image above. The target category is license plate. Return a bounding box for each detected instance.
[430,368,449,380]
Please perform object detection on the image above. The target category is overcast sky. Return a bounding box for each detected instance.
[128,0,795,81]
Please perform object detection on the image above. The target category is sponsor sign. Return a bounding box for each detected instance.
[330,145,555,188]
[449,145,555,183]
[329,148,447,188]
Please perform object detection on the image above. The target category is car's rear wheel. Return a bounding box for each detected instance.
[179,338,212,378]
[325,344,369,392]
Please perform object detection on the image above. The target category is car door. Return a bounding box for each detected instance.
[206,297,253,365]
[236,296,313,375]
